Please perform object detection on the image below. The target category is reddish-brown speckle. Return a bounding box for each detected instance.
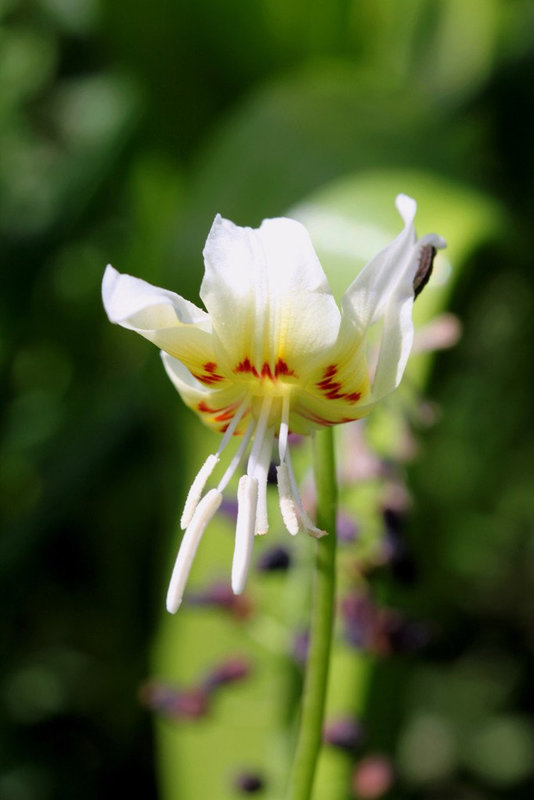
[274,358,296,378]
[197,401,219,414]
[315,364,362,405]
[214,409,236,422]
[261,362,273,380]
[234,356,296,381]
[234,357,259,378]
[193,363,225,385]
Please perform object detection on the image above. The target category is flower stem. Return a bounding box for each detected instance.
[286,427,338,800]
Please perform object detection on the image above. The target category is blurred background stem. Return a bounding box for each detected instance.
[286,428,338,800]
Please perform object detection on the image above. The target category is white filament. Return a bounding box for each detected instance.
[180,453,220,529]
[247,395,272,476]
[167,489,223,613]
[231,475,258,594]
[278,394,290,462]
[217,417,255,493]
[216,397,248,454]
[253,427,274,535]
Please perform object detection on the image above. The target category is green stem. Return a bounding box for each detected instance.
[286,427,338,800]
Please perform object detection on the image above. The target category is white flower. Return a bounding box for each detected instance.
[102,195,445,612]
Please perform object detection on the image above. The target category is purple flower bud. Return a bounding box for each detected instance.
[234,771,265,793]
[341,591,377,649]
[323,716,364,752]
[336,512,359,543]
[256,545,292,572]
[352,755,394,798]
[187,581,253,619]
[202,657,251,692]
[292,630,309,666]
[139,681,209,720]
[219,497,239,521]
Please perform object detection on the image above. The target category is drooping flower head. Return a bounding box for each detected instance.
[102,196,445,612]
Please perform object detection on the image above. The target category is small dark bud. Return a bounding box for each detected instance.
[413,244,436,298]
[256,545,292,572]
[267,462,278,485]
[234,771,265,793]
[381,507,418,584]
[384,614,431,653]
[324,716,364,752]
[202,657,251,692]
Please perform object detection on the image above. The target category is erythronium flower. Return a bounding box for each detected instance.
[102,195,445,612]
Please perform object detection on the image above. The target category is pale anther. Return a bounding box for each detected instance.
[232,475,259,594]
[167,488,222,614]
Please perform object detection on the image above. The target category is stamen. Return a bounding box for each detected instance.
[179,399,248,529]
[180,454,219,529]
[253,427,274,535]
[217,417,255,493]
[167,489,223,614]
[216,397,248,454]
[232,475,258,594]
[247,395,272,477]
[285,446,327,539]
[276,462,300,536]
[278,393,290,462]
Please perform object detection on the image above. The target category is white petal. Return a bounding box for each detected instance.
[161,353,248,434]
[166,489,222,613]
[231,475,258,594]
[341,195,417,330]
[200,215,340,379]
[371,232,446,401]
[102,265,215,371]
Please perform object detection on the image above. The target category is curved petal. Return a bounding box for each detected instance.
[341,195,418,331]
[339,196,446,403]
[102,265,217,377]
[161,353,250,434]
[371,233,446,401]
[200,215,341,381]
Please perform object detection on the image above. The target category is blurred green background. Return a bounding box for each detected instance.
[1,1,534,798]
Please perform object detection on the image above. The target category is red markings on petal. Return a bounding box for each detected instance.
[197,400,238,423]
[192,362,225,385]
[234,357,259,378]
[315,363,362,405]
[197,401,218,414]
[274,358,296,378]
[261,362,273,380]
[214,409,236,422]
[234,356,296,381]
[193,372,225,385]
